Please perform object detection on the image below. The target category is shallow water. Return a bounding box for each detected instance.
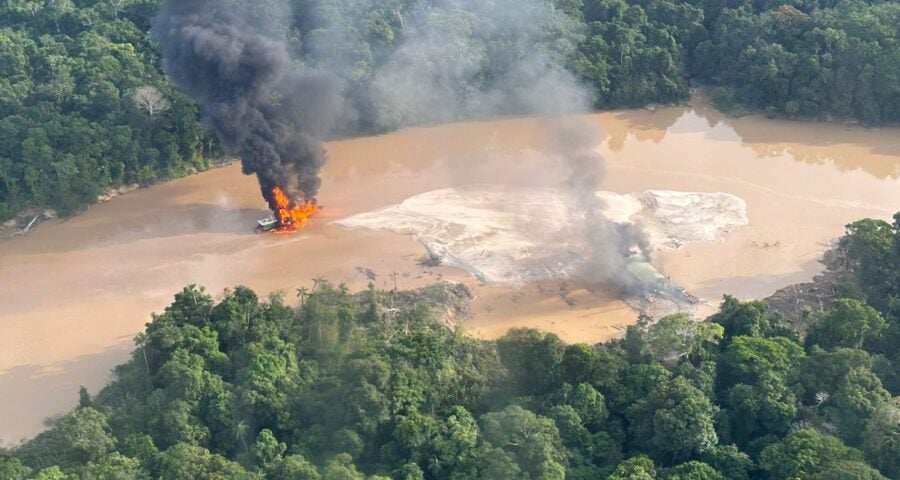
[2,99,899,443]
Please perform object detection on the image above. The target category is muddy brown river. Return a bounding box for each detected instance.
[2,99,900,443]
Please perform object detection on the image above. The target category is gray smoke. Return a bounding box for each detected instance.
[152,0,343,209]
[547,119,653,294]
[363,0,653,292]
[366,0,585,128]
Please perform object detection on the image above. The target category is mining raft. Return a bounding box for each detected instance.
[625,253,699,305]
[255,216,279,233]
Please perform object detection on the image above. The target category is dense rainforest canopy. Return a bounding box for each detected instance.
[2,215,899,479]
[1,0,898,221]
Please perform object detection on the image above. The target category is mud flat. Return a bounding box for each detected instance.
[2,99,900,442]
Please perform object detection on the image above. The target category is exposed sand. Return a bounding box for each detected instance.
[2,99,900,443]
[336,186,748,284]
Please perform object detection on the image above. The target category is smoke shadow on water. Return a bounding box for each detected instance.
[10,205,266,255]
[0,342,133,446]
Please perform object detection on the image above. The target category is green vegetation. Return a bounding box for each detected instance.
[693,0,900,122]
[0,0,213,221]
[299,0,898,125]
[2,0,898,221]
[3,215,899,478]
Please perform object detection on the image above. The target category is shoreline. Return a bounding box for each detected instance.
[0,159,237,240]
[0,242,847,447]
[4,92,893,241]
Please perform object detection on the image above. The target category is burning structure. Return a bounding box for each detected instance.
[153,0,340,233]
[255,187,319,233]
[256,187,319,234]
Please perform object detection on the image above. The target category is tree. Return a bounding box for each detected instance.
[78,386,92,409]
[132,86,171,120]
[297,286,310,308]
[698,445,752,480]
[321,453,365,480]
[809,460,888,480]
[806,299,886,350]
[709,295,783,342]
[497,329,566,394]
[479,406,566,480]
[663,461,725,480]
[118,434,159,473]
[717,337,802,445]
[860,398,900,476]
[475,447,521,480]
[546,403,618,473]
[253,429,286,468]
[842,218,898,313]
[608,362,673,412]
[796,348,891,444]
[105,0,131,19]
[79,453,148,480]
[722,372,797,445]
[0,457,31,480]
[557,343,627,391]
[233,420,249,457]
[44,0,75,33]
[608,455,657,480]
[565,383,608,430]
[268,454,320,480]
[32,466,71,480]
[627,377,719,463]
[641,314,723,367]
[429,406,480,479]
[15,407,115,470]
[759,429,865,480]
[157,443,252,480]
[718,336,804,389]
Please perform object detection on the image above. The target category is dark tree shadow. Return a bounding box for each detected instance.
[0,341,133,447]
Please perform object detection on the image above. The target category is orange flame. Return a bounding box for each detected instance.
[272,186,318,234]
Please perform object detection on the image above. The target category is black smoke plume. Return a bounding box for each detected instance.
[152,0,342,208]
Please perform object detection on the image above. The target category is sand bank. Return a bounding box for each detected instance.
[336,185,748,284]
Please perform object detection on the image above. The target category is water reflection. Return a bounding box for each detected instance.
[604,107,687,151]
[607,99,900,180]
[726,118,900,180]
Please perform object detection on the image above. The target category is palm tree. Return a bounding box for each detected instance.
[235,419,249,455]
[134,332,150,376]
[310,277,328,343]
[428,455,442,477]
[296,286,309,308]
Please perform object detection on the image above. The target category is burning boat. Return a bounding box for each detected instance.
[255,216,279,233]
[256,187,319,234]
